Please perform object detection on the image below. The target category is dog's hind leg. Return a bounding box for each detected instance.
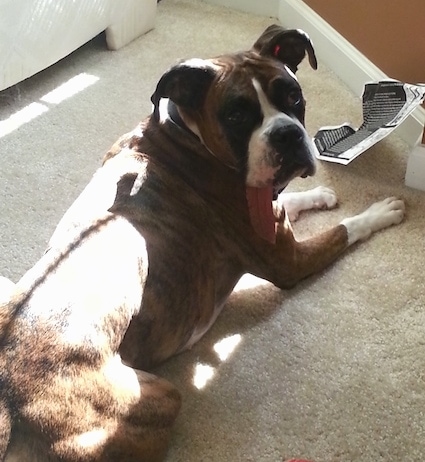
[98,378,182,462]
[51,356,182,462]
[99,358,182,462]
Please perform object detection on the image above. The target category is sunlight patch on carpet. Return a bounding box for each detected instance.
[0,73,99,139]
[0,102,49,137]
[193,335,243,389]
[40,73,99,104]
[193,364,216,390]
[213,334,242,361]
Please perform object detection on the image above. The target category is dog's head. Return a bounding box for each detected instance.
[151,25,318,195]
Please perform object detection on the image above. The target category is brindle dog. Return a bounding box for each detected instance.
[0,25,404,461]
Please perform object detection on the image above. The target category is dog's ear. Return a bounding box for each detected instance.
[151,59,217,121]
[253,24,317,73]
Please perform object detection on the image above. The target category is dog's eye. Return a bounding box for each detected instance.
[225,110,249,126]
[220,98,261,131]
[287,90,302,107]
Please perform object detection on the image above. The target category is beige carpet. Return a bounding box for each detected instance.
[1,0,425,461]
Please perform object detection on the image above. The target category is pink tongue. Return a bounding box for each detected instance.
[246,186,276,244]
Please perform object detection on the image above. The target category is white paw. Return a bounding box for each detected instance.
[341,197,405,245]
[280,186,338,221]
[309,186,338,209]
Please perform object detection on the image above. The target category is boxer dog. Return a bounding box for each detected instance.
[0,25,404,461]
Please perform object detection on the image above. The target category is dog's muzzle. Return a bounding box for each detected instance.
[268,122,316,189]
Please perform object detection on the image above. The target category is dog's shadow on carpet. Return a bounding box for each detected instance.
[154,273,316,390]
[152,275,321,459]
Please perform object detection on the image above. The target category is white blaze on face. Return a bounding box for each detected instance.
[284,64,298,81]
[246,78,310,188]
[246,79,297,188]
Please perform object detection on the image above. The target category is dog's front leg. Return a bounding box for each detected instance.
[340,197,405,245]
[253,196,405,289]
[276,186,338,222]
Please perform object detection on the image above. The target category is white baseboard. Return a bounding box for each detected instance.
[201,0,279,17]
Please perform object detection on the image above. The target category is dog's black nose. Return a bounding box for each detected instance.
[270,123,316,179]
[269,124,304,151]
[301,161,316,177]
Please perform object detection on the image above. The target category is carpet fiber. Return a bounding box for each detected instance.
[1,1,425,461]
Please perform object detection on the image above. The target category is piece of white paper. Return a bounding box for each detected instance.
[313,80,425,165]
